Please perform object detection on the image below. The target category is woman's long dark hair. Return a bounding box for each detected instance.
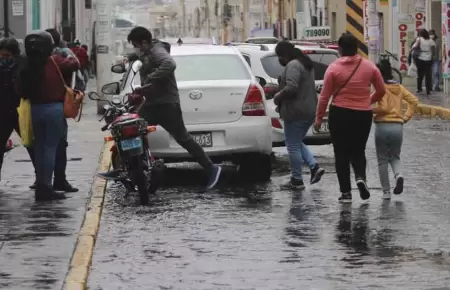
[275,41,314,71]
[20,34,53,100]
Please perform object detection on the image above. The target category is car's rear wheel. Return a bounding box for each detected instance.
[238,153,272,181]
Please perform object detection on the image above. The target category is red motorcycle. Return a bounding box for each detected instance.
[88,86,164,205]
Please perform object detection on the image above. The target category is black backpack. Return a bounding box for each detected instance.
[24,34,52,56]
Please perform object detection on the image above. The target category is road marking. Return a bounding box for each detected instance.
[63,141,112,290]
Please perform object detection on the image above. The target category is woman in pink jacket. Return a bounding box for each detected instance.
[314,33,386,203]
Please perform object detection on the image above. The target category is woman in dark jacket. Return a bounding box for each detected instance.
[18,31,79,201]
[0,37,35,179]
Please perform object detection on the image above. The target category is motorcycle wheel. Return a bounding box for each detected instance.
[129,157,149,205]
[148,159,165,194]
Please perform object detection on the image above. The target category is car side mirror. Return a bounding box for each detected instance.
[101,82,120,95]
[255,76,267,87]
[88,91,101,100]
[111,64,126,74]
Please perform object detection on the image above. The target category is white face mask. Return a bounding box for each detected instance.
[134,47,143,56]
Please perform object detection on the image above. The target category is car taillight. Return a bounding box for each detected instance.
[121,125,139,137]
[242,85,266,116]
[271,118,282,129]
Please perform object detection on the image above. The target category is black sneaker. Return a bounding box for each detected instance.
[356,179,370,200]
[54,180,79,193]
[393,175,404,195]
[338,192,352,203]
[206,165,222,190]
[310,164,325,184]
[35,184,66,201]
[289,178,305,190]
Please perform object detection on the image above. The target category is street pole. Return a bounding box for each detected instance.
[260,0,265,29]
[95,0,113,114]
[3,0,9,37]
[367,0,379,63]
[242,0,248,41]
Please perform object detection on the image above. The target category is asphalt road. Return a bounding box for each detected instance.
[88,116,450,290]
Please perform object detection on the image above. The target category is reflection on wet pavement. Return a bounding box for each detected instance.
[84,119,450,289]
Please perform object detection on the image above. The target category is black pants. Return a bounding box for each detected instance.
[140,103,214,174]
[54,120,68,183]
[416,59,433,93]
[328,106,373,193]
[0,111,35,174]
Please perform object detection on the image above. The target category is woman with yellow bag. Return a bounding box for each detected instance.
[18,32,79,201]
[0,38,35,180]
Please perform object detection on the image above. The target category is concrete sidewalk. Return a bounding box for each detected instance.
[403,76,450,108]
[0,89,105,289]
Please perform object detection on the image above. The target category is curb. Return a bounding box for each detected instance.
[415,104,450,120]
[63,141,112,290]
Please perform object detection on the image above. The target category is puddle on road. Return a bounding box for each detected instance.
[87,152,450,290]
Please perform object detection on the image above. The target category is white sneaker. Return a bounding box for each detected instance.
[382,191,391,200]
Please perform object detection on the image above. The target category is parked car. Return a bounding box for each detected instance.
[245,37,280,44]
[106,45,273,180]
[231,43,338,146]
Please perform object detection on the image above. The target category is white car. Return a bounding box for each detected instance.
[105,45,273,181]
[232,43,338,146]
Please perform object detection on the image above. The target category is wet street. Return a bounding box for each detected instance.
[88,115,450,289]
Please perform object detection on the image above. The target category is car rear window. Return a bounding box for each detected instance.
[173,54,251,81]
[261,52,338,80]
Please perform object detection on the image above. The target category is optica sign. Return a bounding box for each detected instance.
[398,23,411,72]
[415,12,425,33]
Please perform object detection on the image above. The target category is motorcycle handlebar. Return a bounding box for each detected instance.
[101,124,109,131]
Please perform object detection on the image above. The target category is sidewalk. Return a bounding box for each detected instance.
[403,76,450,108]
[0,83,105,289]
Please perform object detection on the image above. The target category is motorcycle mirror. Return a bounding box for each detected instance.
[101,82,121,95]
[103,104,111,111]
[88,91,101,100]
[132,60,143,73]
[111,64,126,74]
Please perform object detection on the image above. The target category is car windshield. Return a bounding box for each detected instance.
[261,52,338,80]
[173,54,251,81]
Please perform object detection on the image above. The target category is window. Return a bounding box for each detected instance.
[31,0,40,30]
[242,54,251,66]
[261,52,338,80]
[173,54,251,82]
[85,0,92,9]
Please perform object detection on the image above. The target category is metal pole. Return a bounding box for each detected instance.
[95,0,113,114]
[367,0,379,63]
[3,0,9,37]
[260,0,265,29]
[242,0,247,40]
[181,0,186,37]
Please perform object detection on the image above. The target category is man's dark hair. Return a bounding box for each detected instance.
[127,26,152,44]
[0,37,20,55]
[45,28,61,47]
[338,33,358,56]
[275,40,314,71]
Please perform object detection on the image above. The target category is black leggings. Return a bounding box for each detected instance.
[416,59,433,93]
[328,106,373,193]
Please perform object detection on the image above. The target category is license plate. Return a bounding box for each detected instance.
[192,132,213,147]
[313,122,329,134]
[120,137,142,151]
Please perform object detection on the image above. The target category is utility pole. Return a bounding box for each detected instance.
[3,0,9,37]
[206,0,211,37]
[242,0,248,41]
[260,0,265,29]
[95,0,113,114]
[181,0,186,37]
[367,0,379,63]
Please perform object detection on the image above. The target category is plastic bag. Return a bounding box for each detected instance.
[407,62,418,78]
[17,98,33,147]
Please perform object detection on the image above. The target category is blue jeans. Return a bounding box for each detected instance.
[283,119,317,180]
[375,123,403,192]
[433,60,441,89]
[31,102,65,187]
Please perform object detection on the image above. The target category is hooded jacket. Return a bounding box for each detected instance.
[373,81,419,123]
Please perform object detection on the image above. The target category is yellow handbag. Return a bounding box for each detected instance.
[17,98,33,147]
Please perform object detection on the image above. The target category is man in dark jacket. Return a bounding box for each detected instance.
[0,37,35,179]
[99,26,222,190]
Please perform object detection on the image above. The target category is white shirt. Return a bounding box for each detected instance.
[413,37,435,61]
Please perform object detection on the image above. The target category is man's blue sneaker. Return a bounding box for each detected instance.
[206,165,222,190]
